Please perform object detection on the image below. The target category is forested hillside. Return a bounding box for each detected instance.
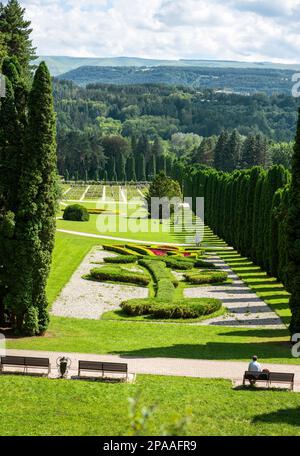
[54,80,296,181]
[57,66,295,95]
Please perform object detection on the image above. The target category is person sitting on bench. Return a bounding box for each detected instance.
[248,355,262,385]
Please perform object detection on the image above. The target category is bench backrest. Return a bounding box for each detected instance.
[103,362,128,373]
[1,356,26,366]
[269,372,294,382]
[79,361,103,371]
[25,357,50,367]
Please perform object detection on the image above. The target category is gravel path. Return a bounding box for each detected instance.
[51,248,149,320]
[184,255,285,328]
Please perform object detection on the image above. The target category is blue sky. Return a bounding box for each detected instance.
[16,0,300,63]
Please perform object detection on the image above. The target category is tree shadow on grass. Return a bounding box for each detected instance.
[252,407,300,426]
[109,341,292,361]
[220,328,289,338]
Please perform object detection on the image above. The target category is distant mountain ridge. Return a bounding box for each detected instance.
[55,65,296,95]
[37,55,300,77]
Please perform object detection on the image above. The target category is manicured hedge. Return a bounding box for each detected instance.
[63,204,90,221]
[162,256,195,270]
[103,245,136,255]
[104,255,139,264]
[156,278,175,302]
[150,298,221,319]
[121,298,158,316]
[121,297,221,319]
[138,259,178,286]
[184,270,228,284]
[125,245,155,256]
[90,266,150,286]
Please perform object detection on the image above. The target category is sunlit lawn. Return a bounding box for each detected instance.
[0,375,300,436]
[7,316,295,364]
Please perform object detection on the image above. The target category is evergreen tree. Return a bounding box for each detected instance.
[0,0,37,74]
[214,131,229,170]
[152,136,163,157]
[287,110,300,333]
[240,135,256,169]
[224,129,241,172]
[141,155,146,181]
[5,62,57,334]
[126,154,136,181]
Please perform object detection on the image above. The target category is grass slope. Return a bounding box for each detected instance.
[46,232,102,305]
[0,375,300,436]
[7,317,295,364]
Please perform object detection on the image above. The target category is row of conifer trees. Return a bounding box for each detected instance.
[184,162,300,332]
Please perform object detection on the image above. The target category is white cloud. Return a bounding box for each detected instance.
[14,0,300,62]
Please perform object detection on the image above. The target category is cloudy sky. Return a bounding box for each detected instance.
[17,0,300,63]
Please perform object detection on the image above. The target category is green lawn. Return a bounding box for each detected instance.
[46,232,102,305]
[0,375,299,436]
[7,316,296,364]
[57,202,206,245]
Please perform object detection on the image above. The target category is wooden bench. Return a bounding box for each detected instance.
[0,356,51,376]
[243,371,294,390]
[78,360,128,380]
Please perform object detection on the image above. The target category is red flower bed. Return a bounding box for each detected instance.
[149,249,167,256]
[183,253,191,257]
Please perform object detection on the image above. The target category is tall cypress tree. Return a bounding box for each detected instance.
[214,131,229,170]
[126,154,136,181]
[287,109,300,333]
[5,62,57,334]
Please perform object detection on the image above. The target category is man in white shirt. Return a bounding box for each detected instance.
[248,356,262,385]
[248,355,262,372]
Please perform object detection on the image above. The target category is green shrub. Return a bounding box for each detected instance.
[184,270,228,284]
[163,257,195,270]
[121,297,221,319]
[103,245,136,255]
[156,279,175,301]
[121,298,158,316]
[126,244,154,256]
[89,266,150,286]
[150,298,222,319]
[63,204,89,221]
[104,255,139,264]
[138,259,178,286]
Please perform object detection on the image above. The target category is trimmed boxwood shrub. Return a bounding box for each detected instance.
[163,257,195,270]
[121,297,221,319]
[121,298,158,316]
[138,259,178,286]
[125,244,154,256]
[150,298,221,319]
[103,245,136,255]
[63,204,89,221]
[90,266,150,286]
[184,270,228,284]
[104,255,139,264]
[156,278,175,301]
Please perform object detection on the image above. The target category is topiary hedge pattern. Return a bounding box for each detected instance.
[86,243,223,320]
[89,265,150,286]
[184,270,228,284]
[121,298,221,319]
[103,245,137,256]
[104,255,139,264]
